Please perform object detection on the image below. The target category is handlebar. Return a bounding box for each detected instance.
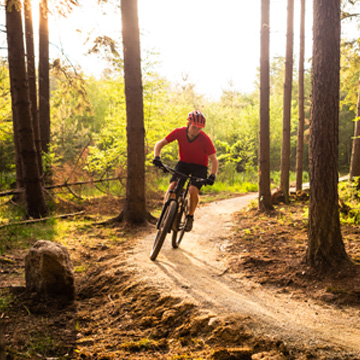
[157,163,209,185]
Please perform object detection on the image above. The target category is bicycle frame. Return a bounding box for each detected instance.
[150,163,208,261]
[156,163,208,230]
[156,167,190,231]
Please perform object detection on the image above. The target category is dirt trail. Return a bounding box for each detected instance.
[128,194,360,356]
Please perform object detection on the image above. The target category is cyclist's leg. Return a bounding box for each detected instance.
[188,185,200,216]
[165,181,177,202]
[185,164,207,232]
[188,163,208,216]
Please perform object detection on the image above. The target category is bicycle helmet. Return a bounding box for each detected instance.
[187,110,206,128]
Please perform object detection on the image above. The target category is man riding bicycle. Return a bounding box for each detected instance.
[153,110,218,232]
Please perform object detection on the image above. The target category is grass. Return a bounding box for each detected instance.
[0,198,56,253]
[0,220,57,254]
[23,331,57,358]
[0,205,92,253]
[0,289,13,313]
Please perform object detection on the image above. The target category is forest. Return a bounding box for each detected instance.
[1,0,360,359]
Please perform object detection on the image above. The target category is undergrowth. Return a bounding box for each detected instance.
[339,179,360,225]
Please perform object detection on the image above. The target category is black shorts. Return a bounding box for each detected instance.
[170,161,208,190]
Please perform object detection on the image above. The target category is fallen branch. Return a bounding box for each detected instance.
[46,176,121,190]
[0,176,122,197]
[0,211,85,229]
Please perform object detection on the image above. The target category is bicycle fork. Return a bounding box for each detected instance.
[156,198,178,232]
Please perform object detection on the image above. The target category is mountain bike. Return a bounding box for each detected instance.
[150,163,209,261]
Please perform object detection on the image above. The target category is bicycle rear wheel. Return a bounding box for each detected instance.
[150,201,177,261]
[171,198,189,249]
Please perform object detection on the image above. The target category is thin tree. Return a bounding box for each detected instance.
[259,0,273,211]
[118,0,152,224]
[349,74,360,181]
[6,0,47,218]
[24,0,43,178]
[280,0,294,203]
[8,75,24,195]
[39,0,50,155]
[295,0,306,192]
[307,0,349,270]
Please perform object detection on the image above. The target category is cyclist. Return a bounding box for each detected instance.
[153,110,218,231]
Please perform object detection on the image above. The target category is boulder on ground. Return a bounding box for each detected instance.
[25,240,75,301]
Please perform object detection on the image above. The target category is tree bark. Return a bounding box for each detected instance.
[349,75,360,180]
[259,0,273,211]
[8,65,24,194]
[39,0,50,155]
[307,0,349,271]
[24,0,43,179]
[120,0,149,224]
[280,0,294,203]
[6,0,47,218]
[295,0,306,192]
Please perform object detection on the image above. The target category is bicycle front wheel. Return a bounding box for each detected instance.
[171,198,189,249]
[150,201,177,261]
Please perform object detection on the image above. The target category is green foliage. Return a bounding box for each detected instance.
[51,64,94,165]
[339,40,360,172]
[268,57,312,172]
[270,170,309,189]
[0,39,357,198]
[338,179,360,225]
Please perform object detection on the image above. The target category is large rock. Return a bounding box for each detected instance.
[25,240,75,301]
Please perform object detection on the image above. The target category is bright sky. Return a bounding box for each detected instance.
[46,0,314,100]
[0,0,357,100]
[137,0,313,99]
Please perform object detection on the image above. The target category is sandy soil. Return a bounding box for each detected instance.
[128,193,360,358]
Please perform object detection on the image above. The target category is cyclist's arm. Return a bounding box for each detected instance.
[154,138,169,157]
[209,153,218,176]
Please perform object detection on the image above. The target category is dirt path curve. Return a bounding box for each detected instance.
[127,194,360,356]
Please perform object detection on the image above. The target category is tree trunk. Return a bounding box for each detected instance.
[349,75,360,180]
[280,0,294,203]
[120,0,149,224]
[6,0,47,218]
[307,0,348,271]
[295,0,306,192]
[8,63,24,194]
[24,0,43,179]
[259,0,273,211]
[39,0,50,155]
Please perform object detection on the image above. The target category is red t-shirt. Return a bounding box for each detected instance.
[165,127,216,167]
